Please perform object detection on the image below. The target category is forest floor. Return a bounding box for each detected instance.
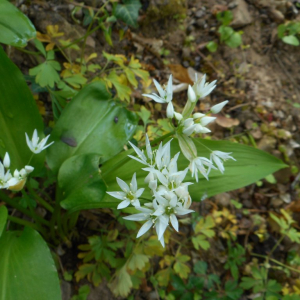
[7,0,300,299]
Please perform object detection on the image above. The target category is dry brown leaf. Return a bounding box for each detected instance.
[215,114,240,128]
[168,64,193,84]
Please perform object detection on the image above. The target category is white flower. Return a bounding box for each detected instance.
[143,75,173,104]
[143,75,174,119]
[123,206,156,238]
[192,74,217,99]
[7,166,34,191]
[210,151,236,174]
[25,129,54,154]
[0,162,12,189]
[153,193,194,234]
[189,157,217,181]
[211,100,229,114]
[193,124,211,134]
[107,173,144,209]
[182,118,197,136]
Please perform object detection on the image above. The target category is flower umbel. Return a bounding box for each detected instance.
[25,129,54,154]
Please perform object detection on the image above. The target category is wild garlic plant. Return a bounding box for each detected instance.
[0,129,53,192]
[108,74,236,246]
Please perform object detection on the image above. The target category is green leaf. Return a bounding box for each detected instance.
[206,41,218,53]
[59,154,108,212]
[46,81,138,173]
[0,0,36,47]
[194,261,207,275]
[102,138,286,199]
[0,227,61,300]
[217,10,233,26]
[29,55,61,88]
[225,32,242,48]
[108,266,132,297]
[192,235,210,250]
[277,24,286,38]
[282,35,300,46]
[218,26,234,42]
[0,206,8,238]
[127,253,149,271]
[0,46,44,172]
[115,0,142,28]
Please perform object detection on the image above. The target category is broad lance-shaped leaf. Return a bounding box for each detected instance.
[47,81,138,174]
[0,227,61,300]
[102,138,287,200]
[59,153,119,212]
[0,0,36,47]
[0,206,8,238]
[0,46,45,173]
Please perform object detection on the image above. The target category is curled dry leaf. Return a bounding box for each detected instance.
[214,114,240,128]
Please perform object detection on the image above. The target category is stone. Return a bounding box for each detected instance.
[231,0,253,28]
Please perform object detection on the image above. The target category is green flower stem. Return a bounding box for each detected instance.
[182,99,196,119]
[68,211,79,231]
[0,191,49,227]
[16,47,41,56]
[251,252,300,274]
[7,215,47,236]
[50,186,69,243]
[26,181,54,213]
[80,0,110,65]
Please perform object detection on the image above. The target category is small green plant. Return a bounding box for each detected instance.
[278,21,300,46]
[207,10,243,52]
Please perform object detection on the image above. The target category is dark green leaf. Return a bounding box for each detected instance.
[0,227,61,300]
[59,153,109,212]
[115,0,142,28]
[46,81,138,173]
[0,205,8,237]
[0,46,45,173]
[0,0,36,47]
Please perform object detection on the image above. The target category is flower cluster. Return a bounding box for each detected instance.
[108,136,194,247]
[0,129,53,191]
[143,74,235,182]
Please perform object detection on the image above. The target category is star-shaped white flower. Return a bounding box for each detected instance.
[25,129,54,154]
[189,156,217,181]
[192,74,217,99]
[143,75,174,118]
[210,151,236,174]
[107,173,144,209]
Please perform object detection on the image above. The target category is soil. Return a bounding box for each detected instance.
[6,0,300,299]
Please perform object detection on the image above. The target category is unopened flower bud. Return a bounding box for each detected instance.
[3,152,10,168]
[211,100,228,114]
[188,85,197,102]
[193,113,205,119]
[174,112,183,121]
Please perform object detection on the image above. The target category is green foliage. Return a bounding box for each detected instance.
[58,154,107,212]
[207,10,243,52]
[224,242,246,280]
[270,209,300,243]
[240,266,282,300]
[71,285,90,300]
[0,206,8,238]
[29,50,61,88]
[46,81,138,174]
[0,46,44,173]
[0,227,61,300]
[192,216,215,250]
[115,0,142,28]
[0,0,36,47]
[278,22,300,46]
